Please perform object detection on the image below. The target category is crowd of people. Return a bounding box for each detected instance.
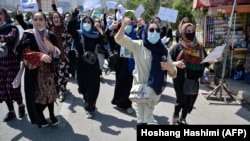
[0,0,222,128]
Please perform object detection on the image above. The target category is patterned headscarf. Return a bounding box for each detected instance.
[178,23,205,71]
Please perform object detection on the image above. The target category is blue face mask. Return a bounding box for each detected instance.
[124,25,132,34]
[83,23,91,32]
[107,19,113,25]
[147,31,160,44]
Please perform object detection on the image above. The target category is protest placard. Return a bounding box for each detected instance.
[134,4,145,19]
[201,45,225,63]
[19,0,38,12]
[106,1,117,10]
[157,7,178,23]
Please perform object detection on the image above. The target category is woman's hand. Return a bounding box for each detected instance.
[173,60,185,69]
[43,38,55,52]
[114,17,131,40]
[161,62,172,70]
[122,17,131,27]
[109,21,119,30]
[161,62,175,74]
[41,54,52,63]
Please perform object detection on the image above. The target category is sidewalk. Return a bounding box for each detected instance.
[200,77,250,109]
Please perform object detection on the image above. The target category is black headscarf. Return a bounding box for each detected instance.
[0,7,19,53]
[80,16,99,38]
[0,7,12,31]
[142,23,168,95]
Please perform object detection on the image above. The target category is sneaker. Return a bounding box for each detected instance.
[39,120,49,128]
[126,108,134,114]
[18,105,25,118]
[41,123,49,128]
[172,117,180,125]
[86,111,93,118]
[51,116,59,126]
[179,118,188,125]
[3,112,16,122]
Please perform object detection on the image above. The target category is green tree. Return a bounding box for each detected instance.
[171,0,194,29]
[126,0,195,29]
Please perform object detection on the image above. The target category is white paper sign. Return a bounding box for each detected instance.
[201,45,225,63]
[83,0,101,11]
[57,7,63,15]
[134,4,145,19]
[117,4,126,16]
[106,1,117,10]
[92,0,101,9]
[157,7,178,23]
[161,36,170,45]
[19,0,38,12]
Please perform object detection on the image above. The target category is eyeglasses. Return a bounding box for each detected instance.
[95,20,100,23]
[149,28,161,33]
[33,18,44,22]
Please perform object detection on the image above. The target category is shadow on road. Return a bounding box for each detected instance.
[6,115,89,141]
[89,111,137,135]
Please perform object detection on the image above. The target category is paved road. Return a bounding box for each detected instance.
[0,25,249,141]
[1,62,250,141]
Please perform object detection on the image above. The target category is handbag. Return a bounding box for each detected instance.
[82,51,97,65]
[183,78,199,95]
[129,84,151,103]
[0,42,8,58]
[79,33,97,65]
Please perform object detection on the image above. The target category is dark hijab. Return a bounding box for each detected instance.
[0,7,19,52]
[80,16,99,38]
[142,22,168,95]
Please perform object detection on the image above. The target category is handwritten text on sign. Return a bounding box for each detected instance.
[157,7,178,23]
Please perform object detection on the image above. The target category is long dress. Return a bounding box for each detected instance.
[16,30,59,124]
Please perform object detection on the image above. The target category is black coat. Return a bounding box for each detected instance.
[16,31,58,124]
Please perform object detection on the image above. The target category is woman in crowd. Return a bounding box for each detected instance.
[0,7,25,122]
[169,23,212,125]
[94,17,107,82]
[175,17,190,43]
[115,17,177,125]
[135,18,145,40]
[152,17,173,48]
[111,17,136,114]
[67,8,107,118]
[16,12,61,128]
[50,0,72,102]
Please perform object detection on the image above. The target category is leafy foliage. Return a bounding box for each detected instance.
[126,0,195,29]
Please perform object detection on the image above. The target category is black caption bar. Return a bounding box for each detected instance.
[137,125,250,141]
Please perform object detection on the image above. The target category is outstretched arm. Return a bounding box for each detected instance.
[51,0,57,12]
[36,0,42,11]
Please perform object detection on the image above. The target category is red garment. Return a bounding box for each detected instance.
[23,48,44,68]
